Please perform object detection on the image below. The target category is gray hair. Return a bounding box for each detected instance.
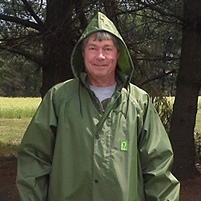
[81,31,121,52]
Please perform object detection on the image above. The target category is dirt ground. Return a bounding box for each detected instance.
[0,158,201,201]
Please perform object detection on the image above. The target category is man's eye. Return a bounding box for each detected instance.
[89,47,96,51]
[105,48,112,51]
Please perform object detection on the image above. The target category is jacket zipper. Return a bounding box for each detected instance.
[90,90,104,115]
[95,98,104,115]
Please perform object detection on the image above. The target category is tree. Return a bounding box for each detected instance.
[41,0,75,96]
[170,0,201,180]
[1,0,200,181]
[0,0,181,96]
[0,53,41,96]
[0,0,75,96]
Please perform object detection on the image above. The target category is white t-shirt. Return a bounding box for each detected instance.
[90,83,116,102]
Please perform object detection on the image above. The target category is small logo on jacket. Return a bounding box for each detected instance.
[121,141,128,151]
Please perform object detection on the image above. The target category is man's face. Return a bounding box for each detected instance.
[82,34,119,86]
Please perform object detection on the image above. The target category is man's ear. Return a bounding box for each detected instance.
[117,51,120,60]
[82,49,85,58]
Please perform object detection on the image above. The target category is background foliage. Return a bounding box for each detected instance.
[1,0,201,180]
[0,0,183,97]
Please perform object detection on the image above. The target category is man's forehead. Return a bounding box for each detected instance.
[87,34,114,44]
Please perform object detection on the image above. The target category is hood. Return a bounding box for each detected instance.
[71,12,134,82]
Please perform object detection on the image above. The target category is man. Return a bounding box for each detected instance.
[17,12,180,201]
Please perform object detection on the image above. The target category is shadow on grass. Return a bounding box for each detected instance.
[0,141,19,159]
[0,149,19,201]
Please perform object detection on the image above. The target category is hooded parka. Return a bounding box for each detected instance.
[17,12,180,201]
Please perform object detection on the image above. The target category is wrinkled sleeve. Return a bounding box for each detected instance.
[138,96,180,201]
[16,89,57,201]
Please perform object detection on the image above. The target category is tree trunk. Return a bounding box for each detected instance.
[170,0,201,181]
[103,0,119,28]
[41,0,74,96]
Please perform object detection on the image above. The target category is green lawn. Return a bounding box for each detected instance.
[0,97,201,159]
[0,97,41,119]
[0,118,31,158]
[196,109,201,132]
[0,97,41,158]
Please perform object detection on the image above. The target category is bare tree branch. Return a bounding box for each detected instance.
[135,12,183,26]
[21,0,44,26]
[0,45,43,67]
[75,0,88,31]
[138,69,178,86]
[36,0,45,15]
[135,56,180,62]
[0,13,41,30]
[133,0,184,24]
[0,32,39,43]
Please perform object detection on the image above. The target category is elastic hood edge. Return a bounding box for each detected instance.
[70,12,134,82]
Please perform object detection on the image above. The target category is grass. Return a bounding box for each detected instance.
[0,97,41,119]
[0,97,41,158]
[196,110,201,131]
[196,97,201,131]
[0,118,31,158]
[0,97,201,159]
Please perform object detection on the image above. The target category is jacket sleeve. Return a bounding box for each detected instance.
[16,89,57,201]
[138,96,180,201]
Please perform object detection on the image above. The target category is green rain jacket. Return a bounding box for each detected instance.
[17,12,180,201]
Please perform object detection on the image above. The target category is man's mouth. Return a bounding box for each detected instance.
[93,64,107,67]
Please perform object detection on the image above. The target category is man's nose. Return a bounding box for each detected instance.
[97,50,105,59]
